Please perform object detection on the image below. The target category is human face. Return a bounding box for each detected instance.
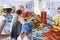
[57,9,60,14]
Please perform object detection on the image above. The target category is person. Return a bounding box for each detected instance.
[0,15,11,40]
[43,7,60,40]
[53,7,60,27]
[11,10,22,40]
[11,6,25,40]
[16,10,35,40]
[0,3,14,40]
[0,6,2,15]
[17,5,24,12]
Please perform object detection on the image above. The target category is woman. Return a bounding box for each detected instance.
[0,15,11,40]
[0,3,13,40]
[16,10,35,40]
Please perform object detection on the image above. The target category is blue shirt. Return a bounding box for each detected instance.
[22,23,35,33]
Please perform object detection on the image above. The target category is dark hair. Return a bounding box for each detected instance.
[16,10,22,15]
[2,8,12,13]
[57,7,60,10]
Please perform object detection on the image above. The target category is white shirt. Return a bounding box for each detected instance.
[1,14,15,34]
[0,16,6,22]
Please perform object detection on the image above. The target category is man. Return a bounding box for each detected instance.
[0,4,14,40]
[44,7,60,40]
[53,7,60,27]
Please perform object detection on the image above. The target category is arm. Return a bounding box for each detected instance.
[18,15,25,24]
[0,20,11,40]
[0,20,6,33]
[26,17,34,23]
[0,16,11,39]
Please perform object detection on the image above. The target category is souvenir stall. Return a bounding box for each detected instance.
[30,0,60,40]
[0,0,60,40]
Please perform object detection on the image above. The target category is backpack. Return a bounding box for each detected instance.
[11,14,22,38]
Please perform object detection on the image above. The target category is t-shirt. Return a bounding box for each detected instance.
[1,14,14,34]
[0,16,6,22]
[22,23,34,33]
[53,13,60,27]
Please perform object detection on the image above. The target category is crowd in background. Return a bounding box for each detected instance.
[0,3,34,40]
